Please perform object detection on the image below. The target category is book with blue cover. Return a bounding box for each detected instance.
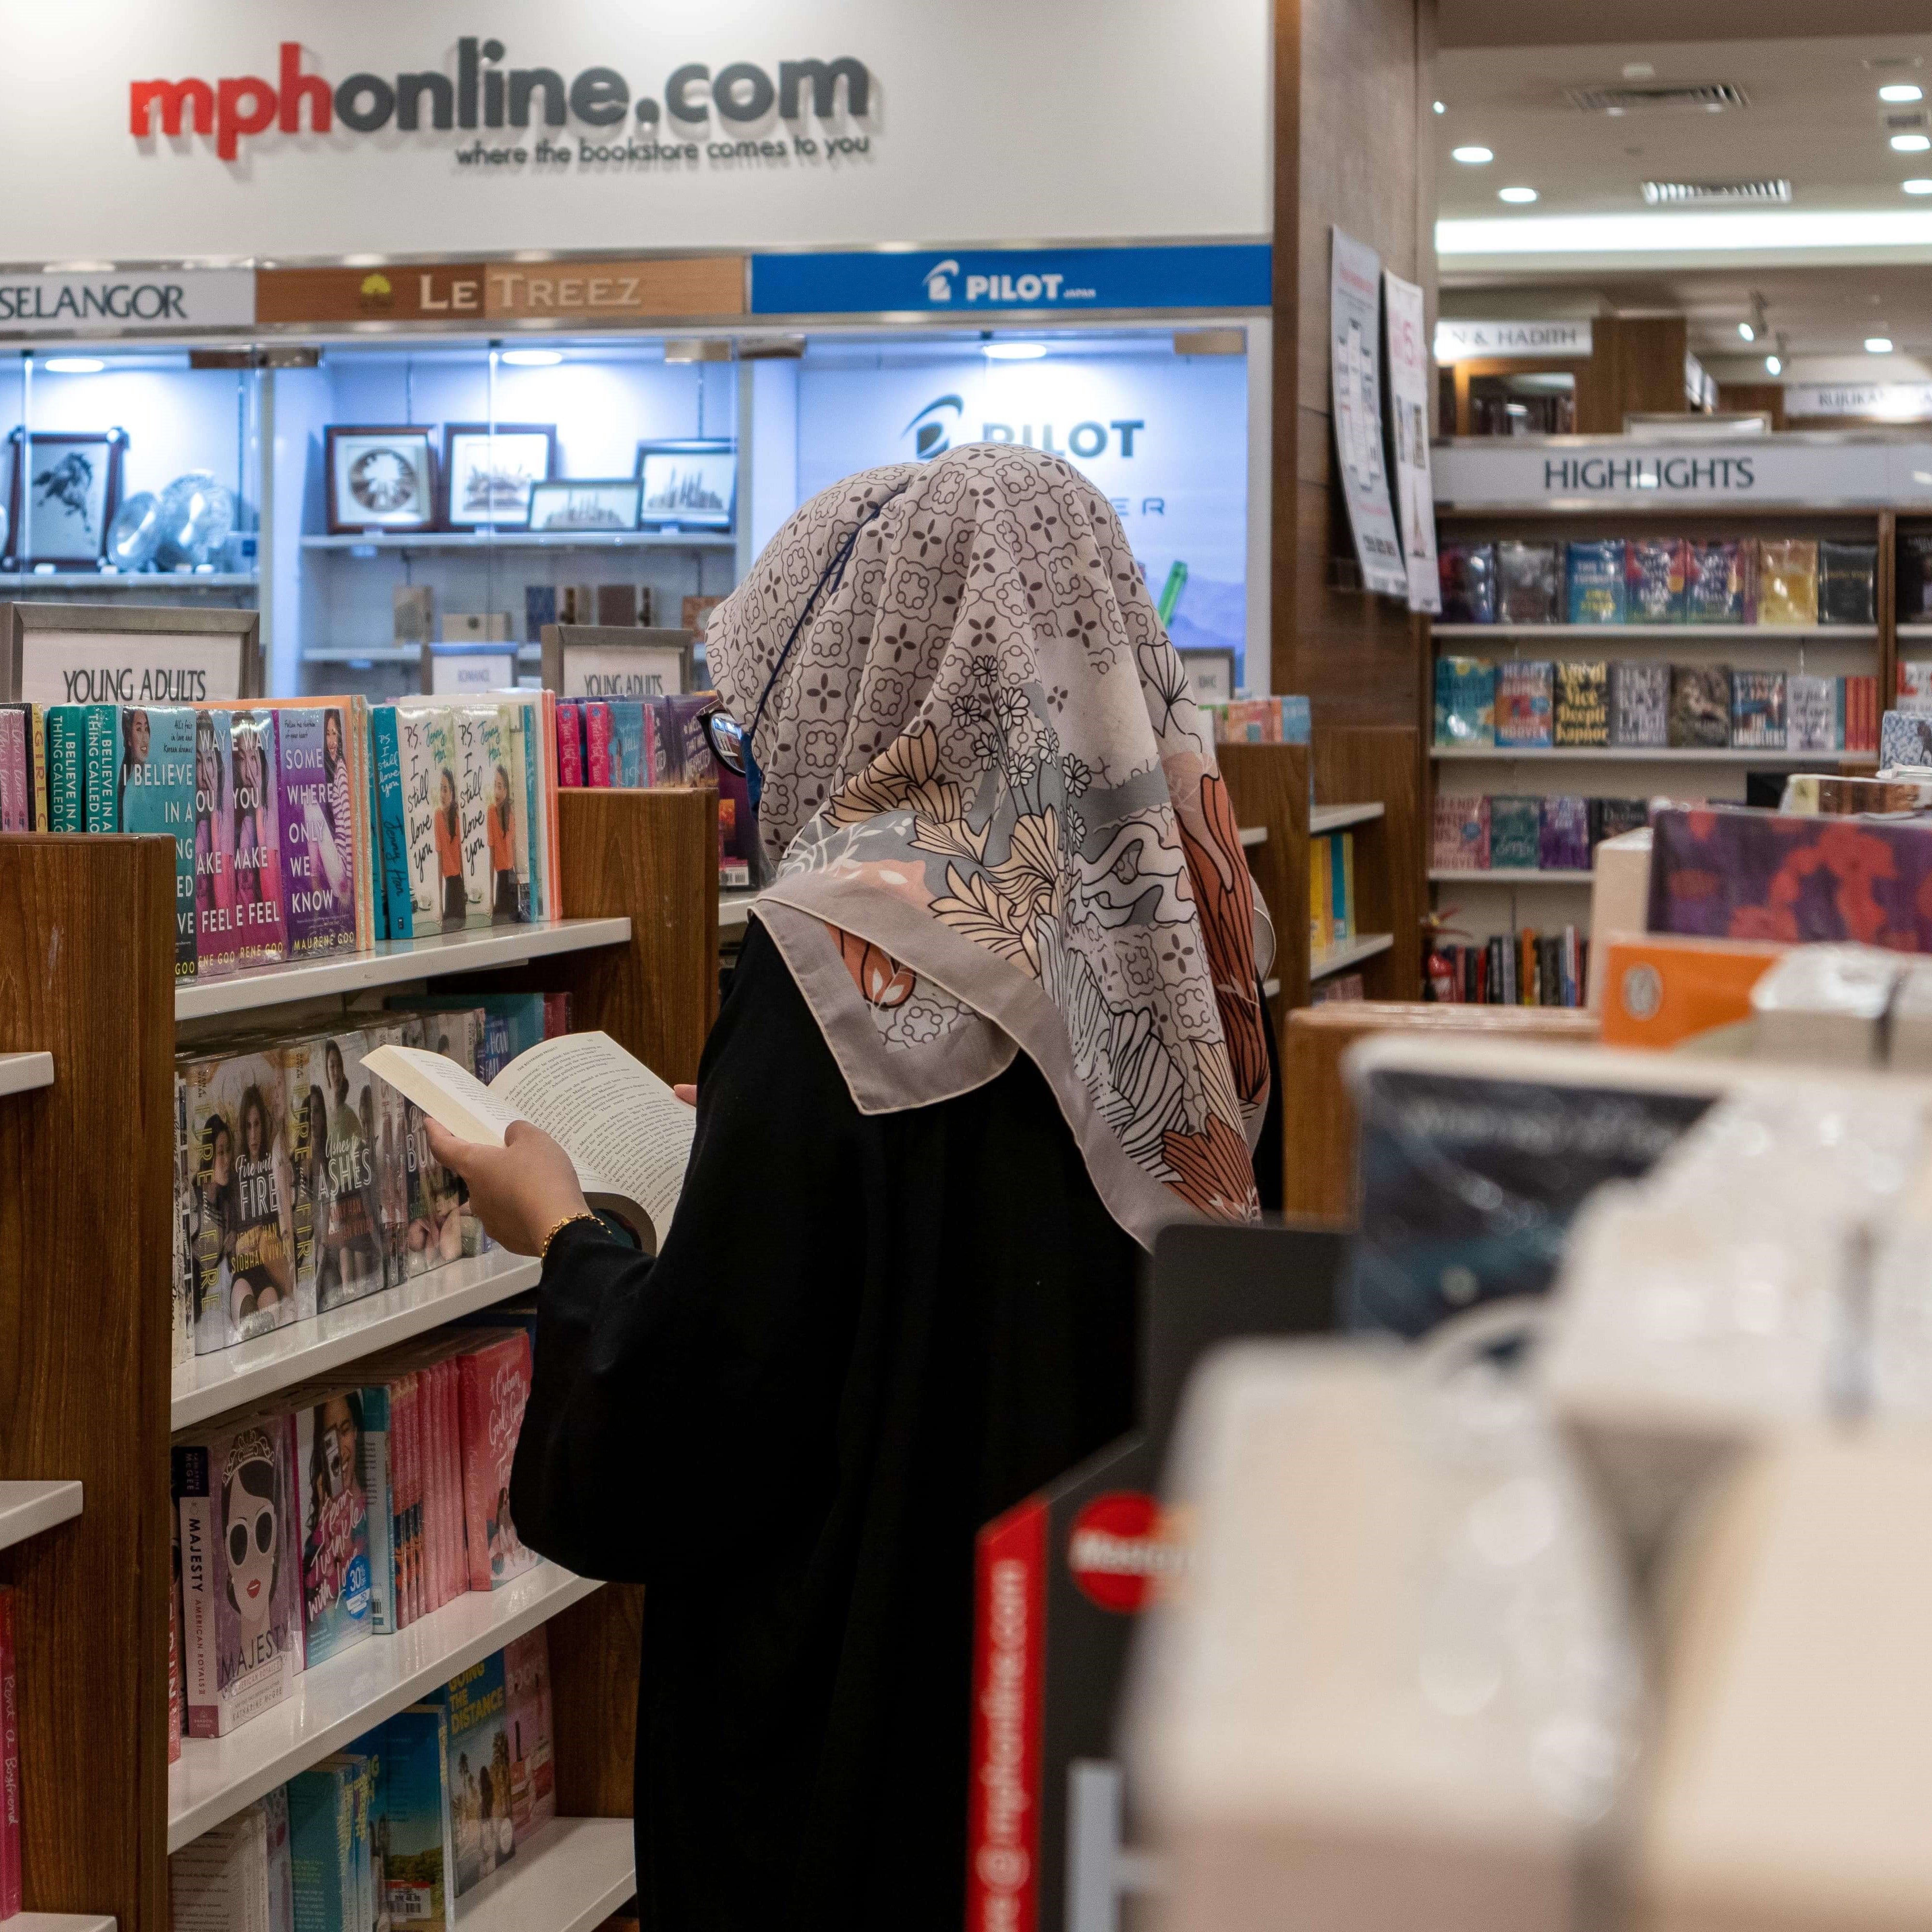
[1565,541,1626,625]
[380,1705,457,1929]
[1434,657,1495,746]
[1488,796,1543,868]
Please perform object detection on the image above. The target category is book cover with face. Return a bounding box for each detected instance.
[226,708,288,966]
[296,1392,374,1667]
[479,705,524,924]
[440,1653,514,1898]
[118,706,199,978]
[276,705,359,958]
[458,1333,536,1591]
[503,1627,555,1840]
[394,707,444,937]
[455,706,496,927]
[309,1031,387,1312]
[193,708,242,976]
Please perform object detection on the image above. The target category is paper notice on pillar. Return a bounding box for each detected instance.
[1329,229,1407,599]
[1382,269,1441,613]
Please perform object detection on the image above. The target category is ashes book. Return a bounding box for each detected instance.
[1494,659,1555,748]
[1730,669,1788,749]
[1564,541,1625,625]
[1669,665,1733,749]
[1610,661,1670,748]
[118,706,199,979]
[275,706,358,960]
[1625,538,1688,623]
[226,709,287,967]
[297,1029,389,1313]
[1553,661,1609,747]
[458,1332,538,1591]
[175,1416,301,1737]
[1495,540,1563,625]
[295,1391,374,1667]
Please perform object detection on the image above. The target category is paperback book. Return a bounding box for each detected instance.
[296,1391,375,1667]
[227,708,288,967]
[1431,794,1490,873]
[455,706,496,927]
[1755,538,1819,625]
[1669,665,1733,749]
[1685,540,1749,624]
[1538,795,1591,871]
[1437,542,1496,624]
[118,706,200,979]
[1730,668,1788,749]
[1496,541,1563,625]
[1588,796,1650,849]
[1788,673,1839,753]
[1624,538,1687,623]
[1552,661,1609,747]
[439,1653,516,1899]
[194,710,244,978]
[1495,659,1555,748]
[276,706,359,960]
[503,1628,557,1840]
[1487,795,1542,869]
[382,1705,457,1928]
[1564,541,1625,625]
[303,1030,389,1313]
[1610,661,1670,748]
[1818,540,1877,625]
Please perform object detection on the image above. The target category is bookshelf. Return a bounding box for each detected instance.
[0,1484,82,1555]
[0,1054,53,1097]
[0,785,718,1930]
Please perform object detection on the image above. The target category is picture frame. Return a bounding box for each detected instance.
[635,439,736,531]
[6,428,127,569]
[526,478,642,535]
[324,425,439,535]
[1178,645,1238,708]
[441,422,557,530]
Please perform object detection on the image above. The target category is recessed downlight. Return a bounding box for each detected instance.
[1497,185,1538,203]
[1881,83,1925,102]
[1906,178,1932,194]
[499,348,563,367]
[1867,335,1895,352]
[1765,354,1783,374]
[1451,145,1493,165]
[1433,99,1446,114]
[1892,133,1932,151]
[1738,321,1756,340]
[43,356,104,374]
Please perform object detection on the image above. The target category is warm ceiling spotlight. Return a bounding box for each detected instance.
[1451,145,1494,164]
[1867,335,1896,352]
[1497,186,1538,203]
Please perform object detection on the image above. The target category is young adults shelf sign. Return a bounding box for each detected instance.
[1329,228,1407,600]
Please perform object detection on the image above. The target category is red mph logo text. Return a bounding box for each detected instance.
[132,40,872,162]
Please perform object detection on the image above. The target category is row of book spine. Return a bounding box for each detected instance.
[1433,795,1650,874]
[168,1625,556,1931]
[1202,695,1311,745]
[0,1588,15,1921]
[174,994,566,1361]
[1435,658,1880,754]
[172,1309,542,1754]
[1310,831,1355,954]
[1438,537,1876,627]
[1426,928,1589,1009]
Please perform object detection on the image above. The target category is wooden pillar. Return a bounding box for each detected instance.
[1271,0,1437,727]
[0,835,175,1932]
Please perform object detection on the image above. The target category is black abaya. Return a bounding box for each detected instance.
[510,917,1142,1928]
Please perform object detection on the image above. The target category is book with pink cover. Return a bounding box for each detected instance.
[583,701,613,787]
[504,1626,557,1841]
[0,1587,18,1918]
[459,1333,537,1591]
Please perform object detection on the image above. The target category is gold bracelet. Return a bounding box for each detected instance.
[540,1210,599,1264]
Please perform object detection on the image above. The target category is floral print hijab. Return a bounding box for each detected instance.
[704,442,1274,1247]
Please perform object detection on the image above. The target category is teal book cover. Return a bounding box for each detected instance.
[118,706,199,979]
[288,1756,360,1932]
[45,705,87,831]
[1489,795,1543,869]
[435,1651,514,1898]
[83,703,119,831]
[370,706,415,944]
[381,1705,455,1929]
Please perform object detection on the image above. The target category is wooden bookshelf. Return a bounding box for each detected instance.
[0,786,717,1929]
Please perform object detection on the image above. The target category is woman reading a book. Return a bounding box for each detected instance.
[428,444,1280,1930]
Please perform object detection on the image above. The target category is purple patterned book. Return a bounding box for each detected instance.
[1648,805,1932,949]
[1538,795,1591,872]
[276,707,359,959]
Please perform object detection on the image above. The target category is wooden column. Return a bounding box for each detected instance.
[1312,724,1423,1001]
[0,835,174,1932]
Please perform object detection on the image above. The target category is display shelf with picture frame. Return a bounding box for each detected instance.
[5,428,127,569]
[527,477,643,534]
[635,438,736,532]
[441,422,558,530]
[1178,645,1236,707]
[324,424,439,535]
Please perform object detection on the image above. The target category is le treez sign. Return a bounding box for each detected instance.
[1433,436,1932,510]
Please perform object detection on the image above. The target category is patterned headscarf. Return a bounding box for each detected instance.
[705,442,1274,1247]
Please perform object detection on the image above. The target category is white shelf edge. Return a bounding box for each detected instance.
[7,1914,117,1932]
[167,1565,600,1852]
[1237,824,1267,847]
[718,890,760,932]
[174,918,631,1023]
[456,1816,635,1932]
[170,1250,541,1431]
[1430,746,1868,765]
[301,646,542,666]
[301,530,734,552]
[0,1051,53,1096]
[1311,933,1393,979]
[1262,976,1281,998]
[0,1480,83,1553]
[1309,801,1385,834]
[0,572,256,591]
[1430,870,1596,885]
[1433,623,1877,639]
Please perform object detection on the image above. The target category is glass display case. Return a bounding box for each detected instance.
[0,348,262,608]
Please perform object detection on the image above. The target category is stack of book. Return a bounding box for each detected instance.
[167,1626,557,1931]
[1437,537,1876,626]
[170,1314,543,1747]
[172,994,567,1364]
[1435,657,1878,754]
[1426,926,1590,1008]
[1202,695,1312,745]
[1310,829,1355,955]
[1431,794,1648,874]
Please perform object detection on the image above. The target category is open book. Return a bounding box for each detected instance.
[363,1030,697,1253]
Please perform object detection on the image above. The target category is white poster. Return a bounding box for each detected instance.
[0,1,1269,261]
[1329,229,1406,600]
[1382,269,1439,614]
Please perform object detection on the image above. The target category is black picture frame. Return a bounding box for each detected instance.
[634,438,737,531]
[6,428,128,569]
[1178,645,1238,708]
[440,422,558,530]
[324,424,440,535]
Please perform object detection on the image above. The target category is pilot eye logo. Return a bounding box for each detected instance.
[920,254,1093,308]
[903,393,963,459]
[924,259,959,303]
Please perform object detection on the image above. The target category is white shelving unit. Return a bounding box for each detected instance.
[1309,801,1386,835]
[0,572,256,592]
[457,1817,636,1932]
[168,1565,601,1853]
[170,1251,542,1431]
[302,531,735,553]
[1431,870,1593,886]
[1432,745,1841,765]
[0,1051,53,1096]
[8,1915,117,1932]
[175,918,631,1023]
[1434,622,1877,639]
[0,1480,82,1553]
[1312,933,1393,979]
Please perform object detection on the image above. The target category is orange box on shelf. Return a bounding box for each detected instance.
[1599,933,1788,1051]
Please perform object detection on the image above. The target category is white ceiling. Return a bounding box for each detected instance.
[1435,27,1932,372]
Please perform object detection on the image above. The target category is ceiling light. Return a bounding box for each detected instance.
[1892,133,1932,151]
[1436,207,1932,259]
[1907,179,1932,194]
[1738,321,1756,341]
[1432,99,1446,114]
[1497,186,1538,203]
[1765,353,1782,374]
[1451,145,1493,164]
[499,348,563,367]
[1622,62,1656,80]
[984,341,1047,360]
[1881,83,1925,102]
[1868,336,1895,352]
[43,356,104,374]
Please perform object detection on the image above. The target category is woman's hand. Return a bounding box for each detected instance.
[425,1119,589,1257]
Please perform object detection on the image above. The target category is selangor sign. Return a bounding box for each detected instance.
[0,267,253,336]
